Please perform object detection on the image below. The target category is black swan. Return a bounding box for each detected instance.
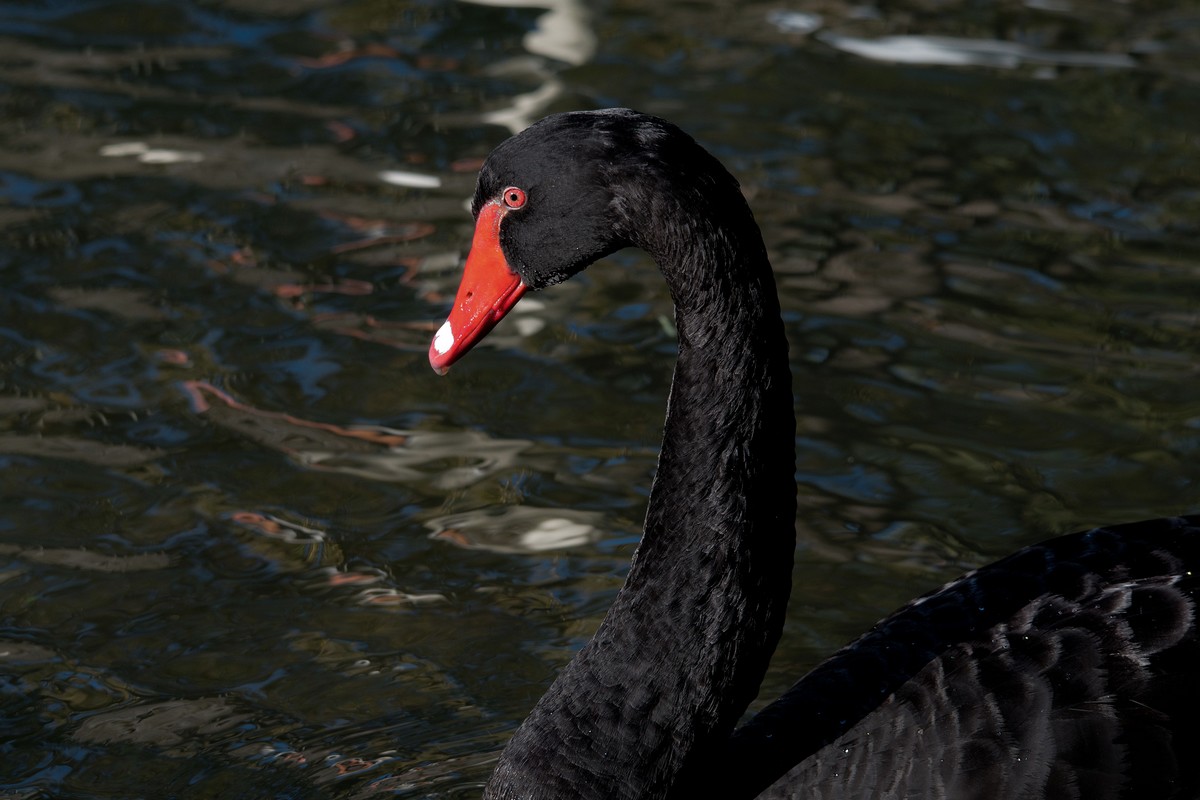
[427,108,1200,800]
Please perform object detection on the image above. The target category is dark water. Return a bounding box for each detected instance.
[2,0,1199,796]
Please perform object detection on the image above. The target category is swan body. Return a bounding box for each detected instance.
[428,108,1200,800]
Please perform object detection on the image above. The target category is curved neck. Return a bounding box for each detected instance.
[485,194,796,800]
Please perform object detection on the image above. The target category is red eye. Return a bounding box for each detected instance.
[502,186,527,209]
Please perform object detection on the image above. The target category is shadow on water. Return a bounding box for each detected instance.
[1,0,1198,796]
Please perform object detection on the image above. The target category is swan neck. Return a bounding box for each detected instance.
[486,184,796,800]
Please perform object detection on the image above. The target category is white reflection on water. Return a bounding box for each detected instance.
[458,0,595,66]
[378,170,442,189]
[481,67,568,135]
[766,10,823,36]
[766,9,1137,70]
[429,505,602,553]
[456,0,596,132]
[99,141,205,164]
[817,32,1137,69]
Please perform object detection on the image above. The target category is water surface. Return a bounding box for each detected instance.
[1,0,1199,796]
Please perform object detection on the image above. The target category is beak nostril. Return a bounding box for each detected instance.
[465,291,473,300]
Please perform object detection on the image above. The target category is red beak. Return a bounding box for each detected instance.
[429,201,528,374]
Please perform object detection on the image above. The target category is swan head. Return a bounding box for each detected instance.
[429,108,727,372]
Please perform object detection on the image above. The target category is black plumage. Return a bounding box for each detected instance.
[433,108,1200,800]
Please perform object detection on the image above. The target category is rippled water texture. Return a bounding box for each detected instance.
[2,1,1199,796]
